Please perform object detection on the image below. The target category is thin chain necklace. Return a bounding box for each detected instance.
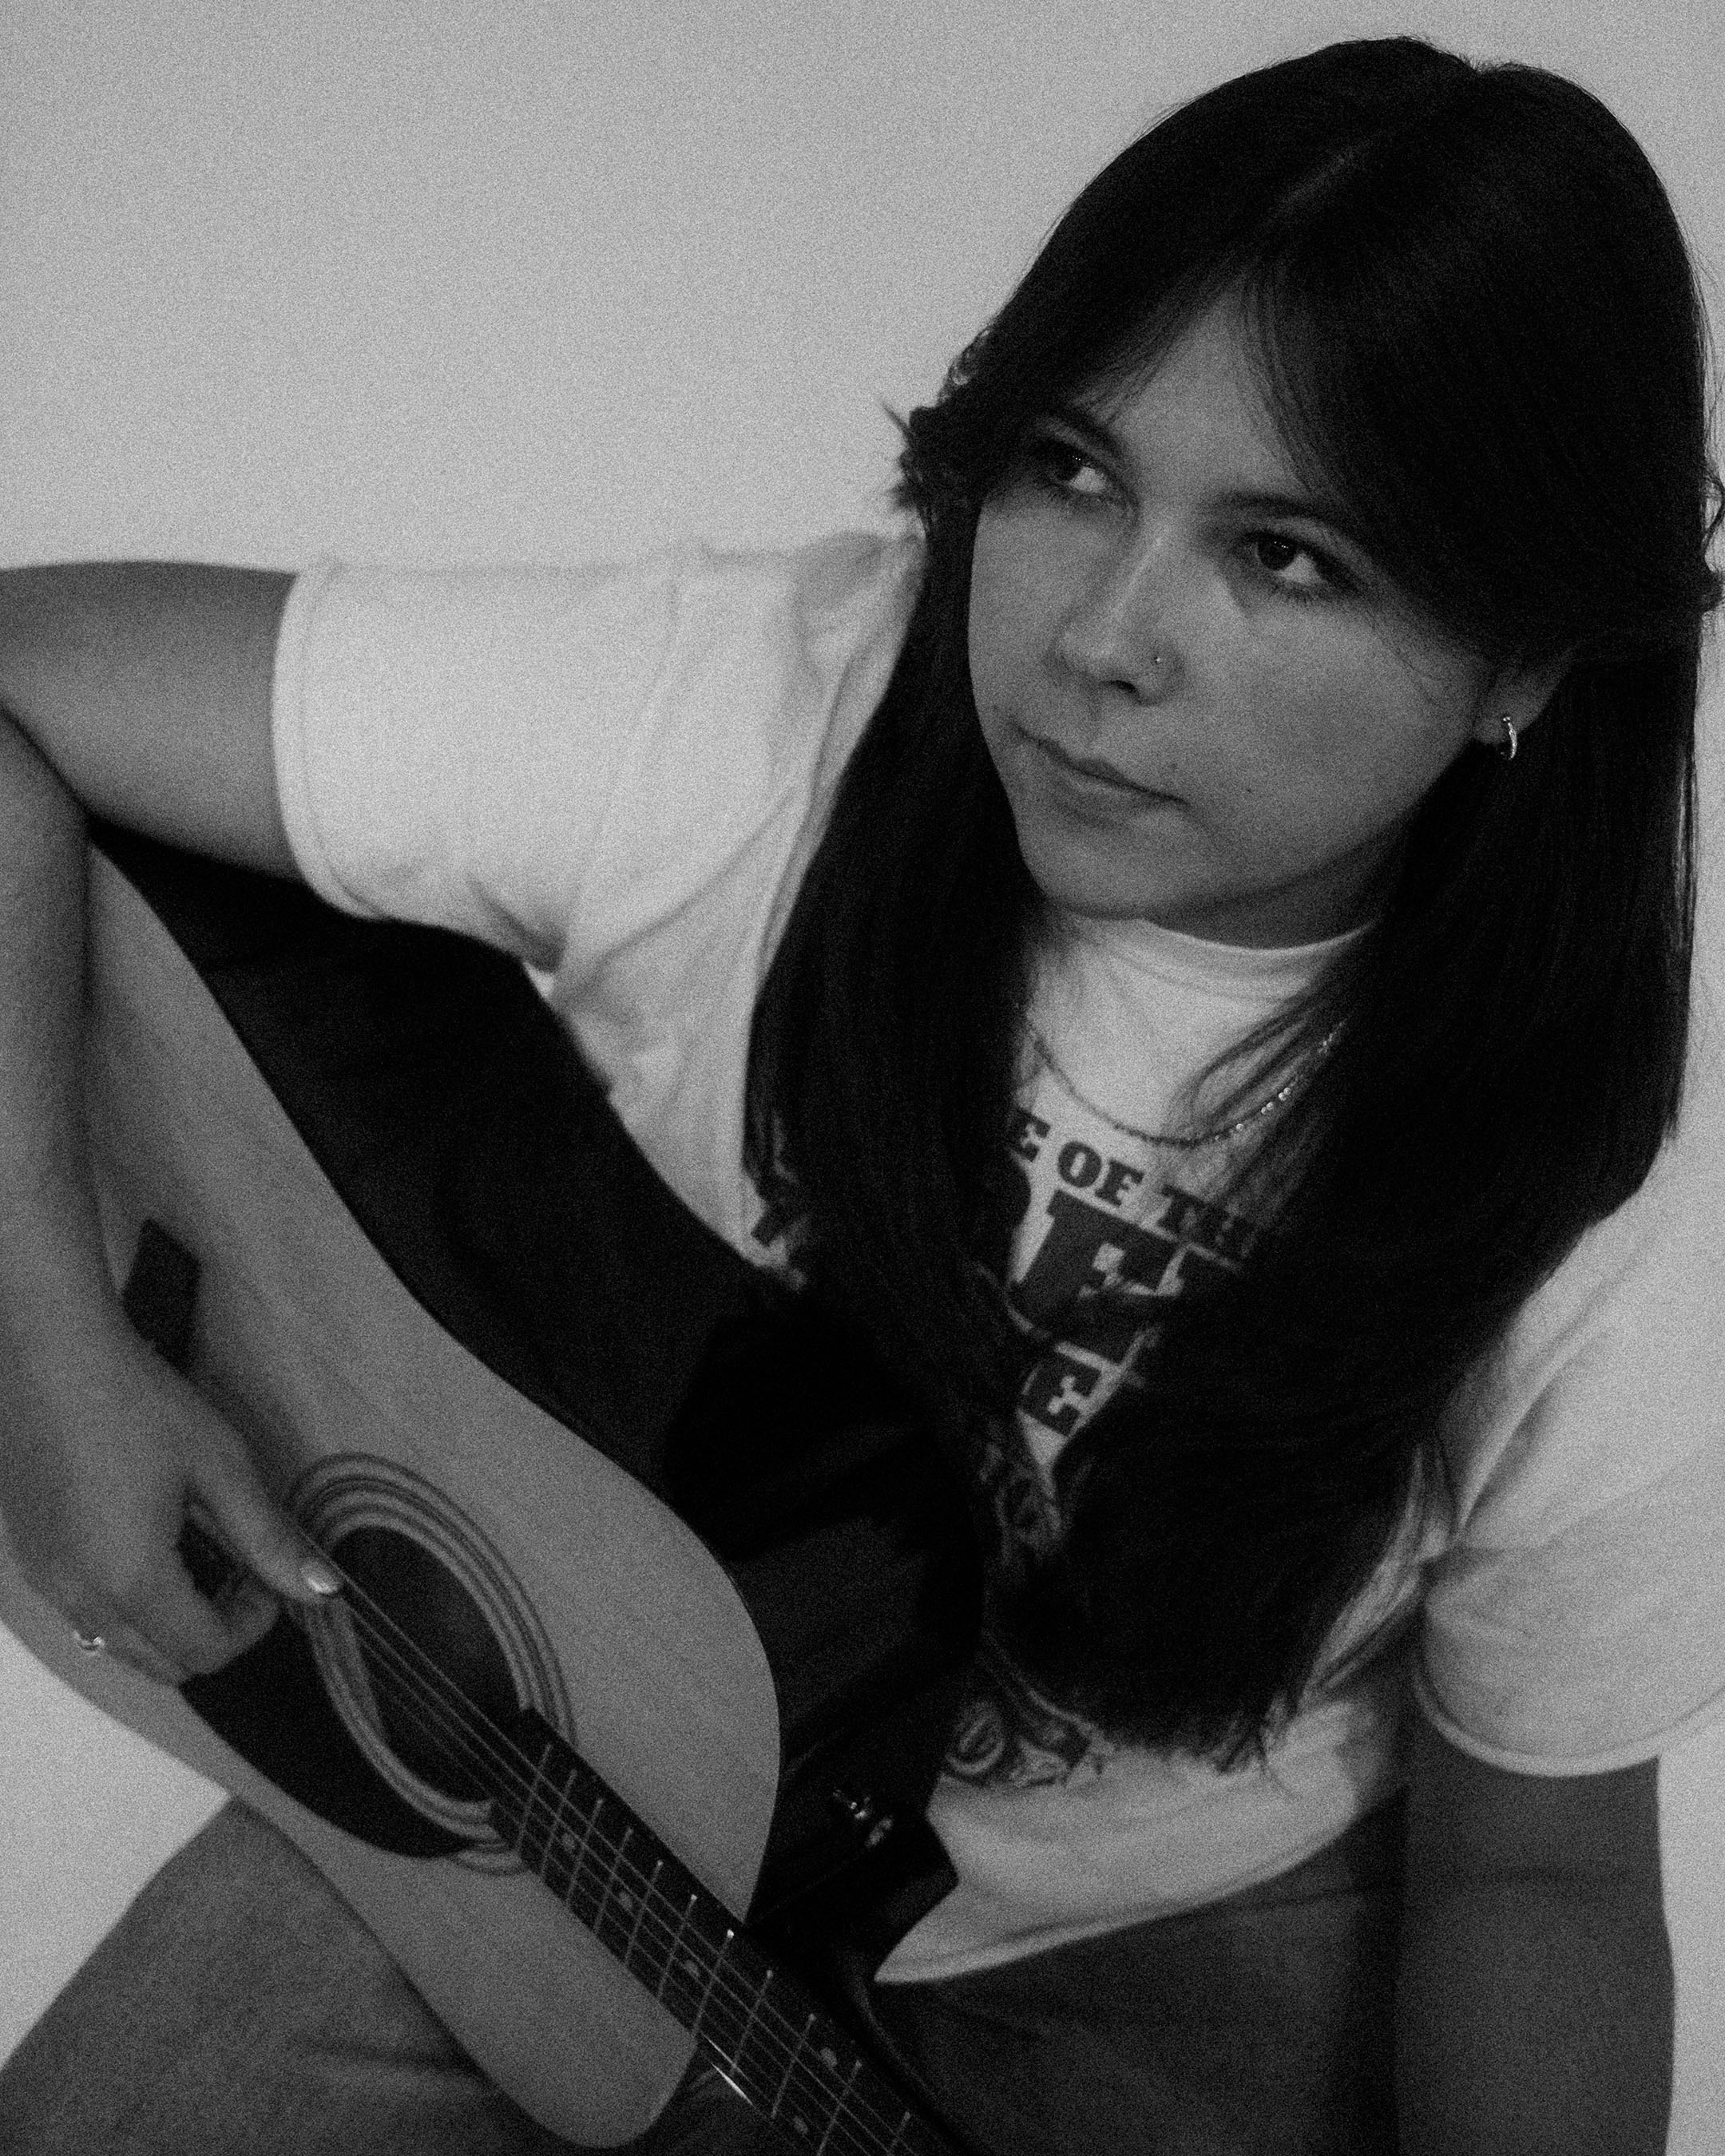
[1027,1021,1341,1151]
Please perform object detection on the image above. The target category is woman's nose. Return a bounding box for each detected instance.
[1053,534,1182,701]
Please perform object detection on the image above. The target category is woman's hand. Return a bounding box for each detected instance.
[0,1306,335,1684]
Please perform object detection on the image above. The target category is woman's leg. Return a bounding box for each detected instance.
[0,1801,798,2156]
[869,1793,1407,2156]
[1,1792,1404,2156]
[0,1801,592,2155]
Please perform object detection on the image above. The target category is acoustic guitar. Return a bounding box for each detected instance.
[0,834,983,2151]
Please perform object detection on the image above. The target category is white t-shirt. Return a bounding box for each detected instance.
[272,531,1725,1981]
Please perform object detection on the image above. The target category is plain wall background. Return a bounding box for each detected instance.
[2,1,1722,2144]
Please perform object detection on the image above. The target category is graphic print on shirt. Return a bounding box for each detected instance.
[945,1096,1265,1789]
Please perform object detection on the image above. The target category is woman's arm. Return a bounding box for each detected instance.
[0,563,295,870]
[0,565,330,1681]
[1396,1714,1673,2154]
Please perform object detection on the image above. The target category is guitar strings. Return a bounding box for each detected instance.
[290,1541,938,2156]
[303,1567,910,2156]
[307,1565,930,2156]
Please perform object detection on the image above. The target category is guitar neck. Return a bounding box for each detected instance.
[494,1710,959,2156]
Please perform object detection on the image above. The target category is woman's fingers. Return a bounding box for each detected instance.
[186,1432,340,1608]
[110,1388,339,1678]
[4,1328,334,1684]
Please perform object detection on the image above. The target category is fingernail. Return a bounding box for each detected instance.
[299,1557,342,1597]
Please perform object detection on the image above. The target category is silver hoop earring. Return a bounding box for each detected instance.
[1150,649,1163,668]
[1495,715,1518,763]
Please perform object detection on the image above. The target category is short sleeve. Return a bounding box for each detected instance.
[270,533,918,974]
[1414,985,1725,1772]
[1416,1430,1725,1773]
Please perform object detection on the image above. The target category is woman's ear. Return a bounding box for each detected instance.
[1473,651,1572,749]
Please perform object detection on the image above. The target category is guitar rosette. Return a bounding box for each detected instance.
[292,1454,573,1873]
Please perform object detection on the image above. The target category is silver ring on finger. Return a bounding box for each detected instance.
[73,1627,107,1656]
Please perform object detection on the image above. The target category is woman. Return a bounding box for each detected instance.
[0,33,1719,2154]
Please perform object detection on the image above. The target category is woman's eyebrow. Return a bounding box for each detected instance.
[1041,405,1374,561]
[1219,489,1371,554]
[1044,402,1122,457]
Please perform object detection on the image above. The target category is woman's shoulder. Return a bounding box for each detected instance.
[670,525,923,629]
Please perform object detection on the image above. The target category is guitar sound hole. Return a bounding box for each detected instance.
[332,1526,521,1801]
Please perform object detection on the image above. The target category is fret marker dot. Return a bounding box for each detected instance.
[792,2121,809,2137]
[617,1890,633,1912]
[819,2047,838,2067]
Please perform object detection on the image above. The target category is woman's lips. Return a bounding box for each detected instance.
[1029,731,1176,803]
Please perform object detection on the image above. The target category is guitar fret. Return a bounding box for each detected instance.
[565,1792,616,1929]
[655,1890,709,2026]
[768,2007,811,2121]
[689,1924,743,2057]
[650,1888,698,2010]
[760,2013,851,2152]
[544,1763,597,1900]
[730,1965,777,2111]
[758,2004,882,2153]
[830,2044,949,2156]
[687,1927,803,2119]
[659,1898,744,2036]
[620,1855,668,1989]
[814,2053,863,2156]
[592,1821,642,1960]
[517,1745,555,1870]
[657,1952,716,2032]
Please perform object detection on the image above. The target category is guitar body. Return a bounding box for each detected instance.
[0,841,979,2147]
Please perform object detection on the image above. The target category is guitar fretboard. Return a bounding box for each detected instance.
[490,1710,958,2155]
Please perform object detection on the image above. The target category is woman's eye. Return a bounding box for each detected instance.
[1026,435,1113,502]
[1245,531,1346,596]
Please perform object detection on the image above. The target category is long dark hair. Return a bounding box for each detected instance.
[745,37,1723,1766]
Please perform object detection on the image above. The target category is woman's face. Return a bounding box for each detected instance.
[967,299,1550,946]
